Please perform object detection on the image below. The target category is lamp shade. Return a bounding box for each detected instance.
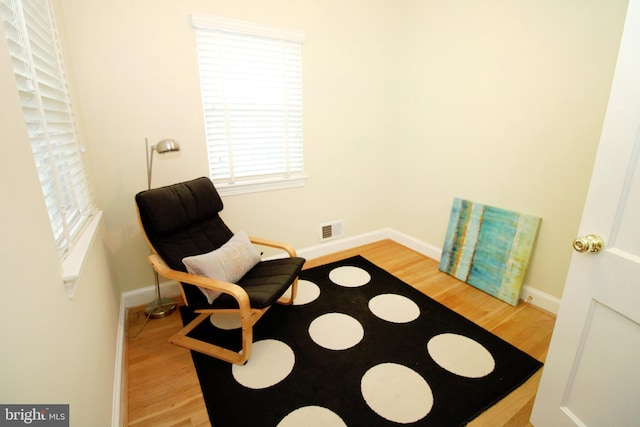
[146,137,181,190]
[154,138,181,154]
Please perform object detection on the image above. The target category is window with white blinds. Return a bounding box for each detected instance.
[1,0,95,258]
[192,14,306,195]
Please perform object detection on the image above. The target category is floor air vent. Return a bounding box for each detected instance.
[320,220,344,241]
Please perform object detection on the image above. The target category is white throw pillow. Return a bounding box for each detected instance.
[182,231,261,304]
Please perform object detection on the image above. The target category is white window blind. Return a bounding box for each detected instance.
[192,14,306,194]
[1,0,95,258]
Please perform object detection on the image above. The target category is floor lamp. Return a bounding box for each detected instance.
[144,137,180,319]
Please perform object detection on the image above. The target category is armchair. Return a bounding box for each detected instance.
[135,177,305,364]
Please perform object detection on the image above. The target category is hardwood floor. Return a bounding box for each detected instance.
[126,240,556,426]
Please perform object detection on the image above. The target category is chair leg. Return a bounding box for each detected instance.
[169,312,253,365]
[276,278,298,305]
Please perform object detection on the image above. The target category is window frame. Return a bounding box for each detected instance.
[192,14,307,196]
[1,0,99,297]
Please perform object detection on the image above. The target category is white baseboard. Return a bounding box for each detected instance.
[296,227,442,261]
[520,285,561,315]
[297,228,392,260]
[112,293,126,427]
[113,228,559,425]
[121,280,183,308]
[309,228,561,314]
[384,228,442,260]
[120,228,560,314]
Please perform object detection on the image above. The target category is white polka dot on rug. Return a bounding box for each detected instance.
[427,333,495,378]
[309,312,364,350]
[209,312,242,330]
[277,405,347,427]
[329,266,371,287]
[369,294,420,323]
[361,363,433,424]
[232,339,295,389]
[292,280,320,305]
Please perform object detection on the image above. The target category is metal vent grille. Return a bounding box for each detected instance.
[320,220,344,241]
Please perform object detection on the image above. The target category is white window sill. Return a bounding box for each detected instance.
[62,210,103,299]
[215,176,307,196]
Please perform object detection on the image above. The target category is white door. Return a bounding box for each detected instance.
[530,0,640,425]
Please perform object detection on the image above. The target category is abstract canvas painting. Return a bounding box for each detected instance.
[439,198,541,306]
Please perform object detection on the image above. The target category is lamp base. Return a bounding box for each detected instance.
[144,297,177,319]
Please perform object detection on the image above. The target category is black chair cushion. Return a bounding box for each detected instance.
[136,178,234,272]
[135,177,305,310]
[136,177,224,235]
[209,257,305,309]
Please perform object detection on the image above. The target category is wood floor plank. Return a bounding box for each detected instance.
[126,240,555,426]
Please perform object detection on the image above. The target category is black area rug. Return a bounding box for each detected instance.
[181,255,543,426]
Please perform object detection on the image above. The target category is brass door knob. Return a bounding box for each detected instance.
[572,234,604,254]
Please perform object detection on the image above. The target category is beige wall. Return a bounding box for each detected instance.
[59,0,400,294]
[58,0,627,302]
[0,0,628,422]
[391,0,628,298]
[0,4,120,423]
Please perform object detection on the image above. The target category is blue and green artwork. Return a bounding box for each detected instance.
[439,198,541,306]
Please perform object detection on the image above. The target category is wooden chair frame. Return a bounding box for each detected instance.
[142,226,299,365]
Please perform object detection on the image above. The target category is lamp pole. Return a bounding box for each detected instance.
[144,138,180,318]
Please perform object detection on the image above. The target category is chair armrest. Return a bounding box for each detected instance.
[249,236,298,257]
[147,253,251,310]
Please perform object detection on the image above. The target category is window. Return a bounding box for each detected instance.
[192,14,306,195]
[1,0,97,293]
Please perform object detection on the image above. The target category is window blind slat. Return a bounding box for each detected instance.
[194,14,304,185]
[1,0,95,257]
